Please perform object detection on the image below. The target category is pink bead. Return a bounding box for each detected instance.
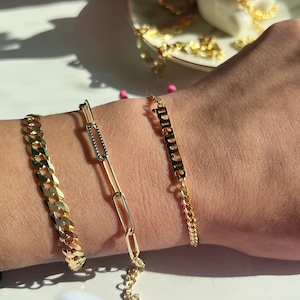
[168,84,177,93]
[119,90,128,99]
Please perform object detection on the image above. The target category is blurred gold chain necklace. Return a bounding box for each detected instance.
[234,0,279,49]
[135,9,224,76]
[136,0,279,74]
[237,0,279,34]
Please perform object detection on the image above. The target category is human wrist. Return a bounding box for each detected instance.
[43,98,193,257]
[156,90,226,247]
[184,70,300,260]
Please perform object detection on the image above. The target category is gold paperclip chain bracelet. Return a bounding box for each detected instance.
[22,115,86,271]
[148,95,199,247]
[79,100,145,300]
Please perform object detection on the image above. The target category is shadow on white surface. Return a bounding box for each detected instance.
[0,0,204,98]
[2,245,300,290]
[71,0,207,92]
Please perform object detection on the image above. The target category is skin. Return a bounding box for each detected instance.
[0,19,300,271]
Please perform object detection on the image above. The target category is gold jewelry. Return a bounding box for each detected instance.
[22,115,86,271]
[135,25,167,76]
[135,19,223,75]
[189,35,224,59]
[233,37,254,50]
[234,0,279,49]
[238,0,279,26]
[158,34,224,60]
[147,95,199,247]
[134,14,197,76]
[79,100,145,299]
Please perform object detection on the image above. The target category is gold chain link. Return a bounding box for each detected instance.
[22,115,86,271]
[148,95,199,247]
[79,100,145,299]
[237,0,279,34]
[121,264,145,300]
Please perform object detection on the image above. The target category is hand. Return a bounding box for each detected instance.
[171,19,300,260]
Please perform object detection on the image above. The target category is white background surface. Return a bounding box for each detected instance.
[1,1,300,299]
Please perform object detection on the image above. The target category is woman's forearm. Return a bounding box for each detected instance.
[0,94,209,271]
[1,19,300,271]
